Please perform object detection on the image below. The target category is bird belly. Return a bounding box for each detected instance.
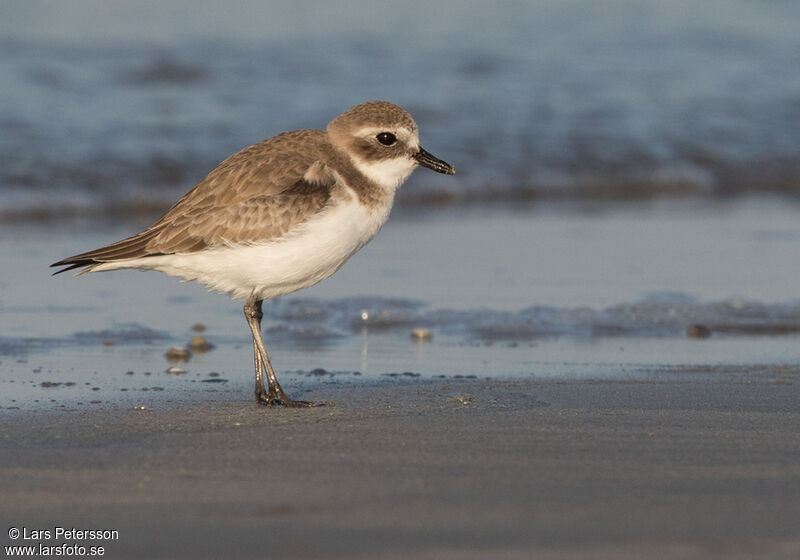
[104,196,392,300]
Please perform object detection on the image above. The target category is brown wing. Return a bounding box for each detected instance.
[52,130,338,273]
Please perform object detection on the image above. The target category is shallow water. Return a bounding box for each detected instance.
[2,2,800,409]
[2,0,800,221]
[2,199,799,410]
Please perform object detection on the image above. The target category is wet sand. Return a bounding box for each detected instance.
[2,377,799,559]
[3,202,800,558]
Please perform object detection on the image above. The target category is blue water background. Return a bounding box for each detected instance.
[1,0,800,220]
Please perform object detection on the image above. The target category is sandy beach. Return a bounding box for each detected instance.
[3,208,800,559]
[2,376,799,559]
[3,3,800,558]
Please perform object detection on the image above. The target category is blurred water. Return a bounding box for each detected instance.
[3,199,800,409]
[2,0,800,220]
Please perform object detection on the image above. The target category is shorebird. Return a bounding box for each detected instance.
[52,101,455,407]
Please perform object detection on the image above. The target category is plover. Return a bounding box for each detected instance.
[52,101,456,407]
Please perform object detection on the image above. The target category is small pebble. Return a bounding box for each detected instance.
[166,366,186,374]
[130,405,147,411]
[687,324,711,339]
[410,327,433,341]
[451,394,476,405]
[165,347,191,362]
[191,323,206,332]
[101,340,114,346]
[188,335,214,352]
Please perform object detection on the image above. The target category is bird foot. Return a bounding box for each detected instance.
[256,389,332,408]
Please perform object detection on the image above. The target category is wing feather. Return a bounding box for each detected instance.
[51,130,339,273]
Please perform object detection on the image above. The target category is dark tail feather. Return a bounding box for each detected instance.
[50,224,167,276]
[50,259,97,275]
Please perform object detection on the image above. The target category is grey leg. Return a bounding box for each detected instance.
[252,335,267,402]
[243,295,325,407]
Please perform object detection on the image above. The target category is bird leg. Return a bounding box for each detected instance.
[243,296,324,408]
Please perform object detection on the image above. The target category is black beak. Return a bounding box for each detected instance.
[414,147,456,175]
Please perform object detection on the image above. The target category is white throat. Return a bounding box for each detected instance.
[350,156,417,190]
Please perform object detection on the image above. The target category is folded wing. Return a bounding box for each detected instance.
[51,130,338,274]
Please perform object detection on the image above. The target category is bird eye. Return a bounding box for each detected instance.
[376,132,397,146]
